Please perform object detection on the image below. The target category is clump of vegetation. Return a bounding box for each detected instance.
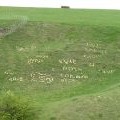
[0,90,37,120]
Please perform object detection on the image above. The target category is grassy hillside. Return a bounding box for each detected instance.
[1,7,120,26]
[0,6,120,120]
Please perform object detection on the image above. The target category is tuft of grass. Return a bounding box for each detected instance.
[0,90,38,120]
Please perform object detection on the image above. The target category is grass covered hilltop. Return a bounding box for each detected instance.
[0,7,120,120]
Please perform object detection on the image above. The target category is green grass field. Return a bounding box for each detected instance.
[0,6,120,120]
